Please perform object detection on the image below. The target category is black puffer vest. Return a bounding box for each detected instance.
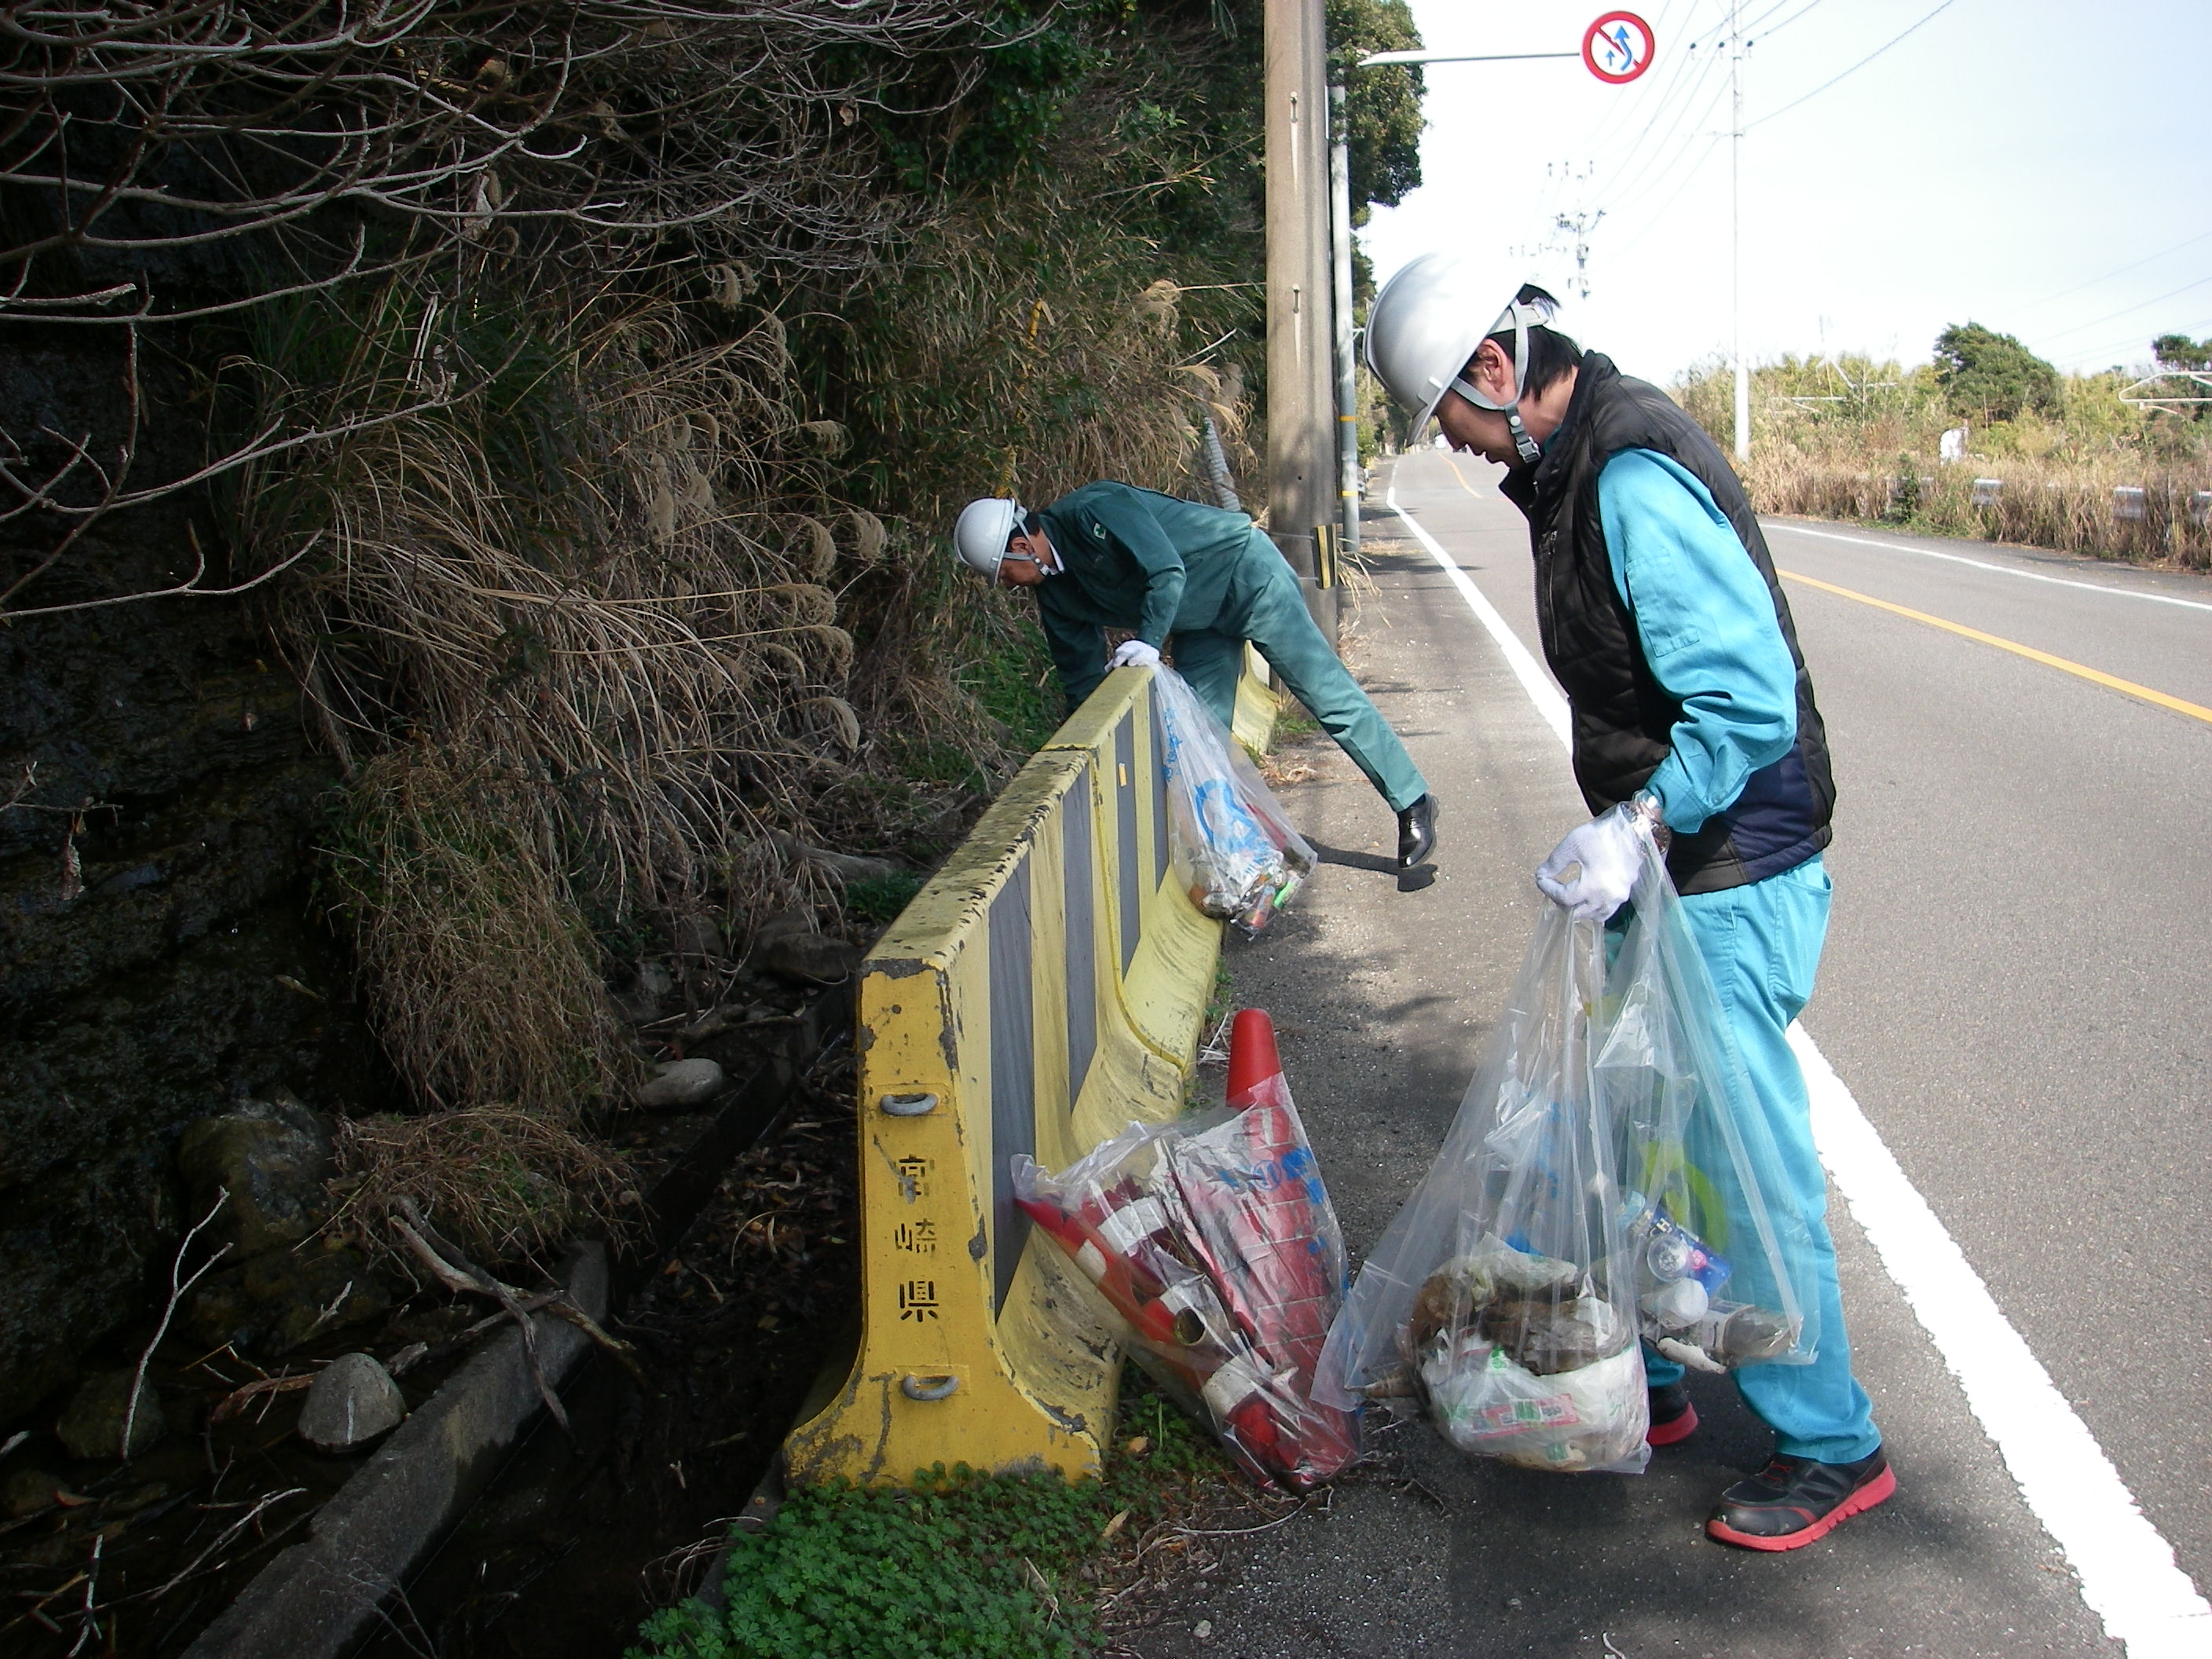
[1499,353,1835,894]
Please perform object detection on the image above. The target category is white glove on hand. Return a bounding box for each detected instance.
[1108,639,1162,670]
[1535,800,1660,922]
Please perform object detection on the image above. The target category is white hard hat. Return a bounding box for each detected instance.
[1365,251,1558,463]
[953,496,1024,577]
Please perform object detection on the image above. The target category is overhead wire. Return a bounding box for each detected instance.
[1580,2,1727,191]
[2008,228,2212,316]
[2053,313,2212,369]
[1577,0,1704,156]
[1591,53,1733,214]
[1581,35,1728,207]
[1742,0,1827,42]
[1599,135,1727,266]
[2033,273,2212,346]
[1744,0,1961,130]
[1529,0,1713,273]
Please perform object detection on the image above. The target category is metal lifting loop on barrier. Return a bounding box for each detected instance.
[879,1092,939,1117]
[900,1374,961,1401]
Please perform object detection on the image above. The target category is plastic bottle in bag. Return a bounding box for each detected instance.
[1317,805,1825,1474]
[1154,668,1316,936]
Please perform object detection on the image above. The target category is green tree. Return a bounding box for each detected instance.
[1329,0,1425,222]
[2153,333,2212,371]
[1933,322,2060,423]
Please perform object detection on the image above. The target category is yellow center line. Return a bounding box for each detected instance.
[1779,566,2212,728]
[1441,452,1481,496]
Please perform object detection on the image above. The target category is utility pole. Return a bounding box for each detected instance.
[1328,80,1359,560]
[1265,0,1336,640]
[1730,0,1749,460]
[1555,208,1606,298]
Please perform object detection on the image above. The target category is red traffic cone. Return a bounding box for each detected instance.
[1225,1008,1290,1111]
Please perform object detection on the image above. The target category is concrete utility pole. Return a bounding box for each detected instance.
[1265,0,1336,639]
[1328,81,1359,560]
[1730,0,1749,460]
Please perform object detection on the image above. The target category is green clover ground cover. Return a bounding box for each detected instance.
[630,1375,1225,1659]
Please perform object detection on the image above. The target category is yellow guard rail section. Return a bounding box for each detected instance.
[785,661,1265,1484]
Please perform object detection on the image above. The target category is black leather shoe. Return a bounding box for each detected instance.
[1396,793,1438,870]
[1646,1380,1698,1446]
[1706,1447,1895,1551]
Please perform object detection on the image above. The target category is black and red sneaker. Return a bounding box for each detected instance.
[1646,1381,1699,1447]
[1706,1448,1895,1551]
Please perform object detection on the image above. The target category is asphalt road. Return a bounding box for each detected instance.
[1143,447,2212,1659]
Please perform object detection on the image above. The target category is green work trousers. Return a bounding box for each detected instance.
[1170,532,1429,813]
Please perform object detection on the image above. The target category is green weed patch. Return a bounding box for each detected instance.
[631,1375,1224,1659]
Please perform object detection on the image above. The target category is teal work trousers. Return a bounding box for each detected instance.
[1168,533,1429,813]
[1643,854,1883,1465]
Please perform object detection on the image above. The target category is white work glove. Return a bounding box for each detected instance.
[1535,799,1662,922]
[1108,639,1162,670]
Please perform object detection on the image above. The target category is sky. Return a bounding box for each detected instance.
[1360,0,2211,384]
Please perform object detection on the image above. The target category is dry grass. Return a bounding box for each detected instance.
[324,749,634,1118]
[251,291,897,1111]
[331,1106,634,1272]
[1745,448,2212,569]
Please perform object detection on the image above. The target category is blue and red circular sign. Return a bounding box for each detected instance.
[1583,11,1655,83]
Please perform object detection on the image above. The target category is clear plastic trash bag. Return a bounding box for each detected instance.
[1154,667,1315,936]
[1315,809,1819,1473]
[1011,1036,1357,1491]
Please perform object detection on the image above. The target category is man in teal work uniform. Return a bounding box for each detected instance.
[1366,251,1890,1551]
[951,484,1439,870]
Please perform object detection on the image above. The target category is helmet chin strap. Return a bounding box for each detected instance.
[1448,295,1555,466]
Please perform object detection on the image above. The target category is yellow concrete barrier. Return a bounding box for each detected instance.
[785,665,1229,1485]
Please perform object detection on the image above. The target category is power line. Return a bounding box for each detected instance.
[1583,38,1728,207]
[1744,0,1961,130]
[2009,228,2212,315]
[2034,273,2212,346]
[2053,313,2212,369]
[1746,0,1828,42]
[1600,134,1727,265]
[1596,57,1733,211]
[1580,0,1703,156]
[1588,2,1729,173]
[1732,0,1811,38]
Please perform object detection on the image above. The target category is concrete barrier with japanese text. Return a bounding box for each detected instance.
[784,663,1263,1484]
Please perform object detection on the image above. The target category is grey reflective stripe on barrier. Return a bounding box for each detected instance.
[1114,710,1140,972]
[1148,680,1169,888]
[988,858,1035,1314]
[1063,770,1097,1107]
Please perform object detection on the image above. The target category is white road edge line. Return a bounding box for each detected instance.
[1386,484,2212,1659]
[1767,521,2212,614]
[1382,487,1571,745]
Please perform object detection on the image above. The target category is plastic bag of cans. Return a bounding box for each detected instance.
[1314,813,1816,1474]
[1011,1011,1357,1491]
[1154,667,1315,936]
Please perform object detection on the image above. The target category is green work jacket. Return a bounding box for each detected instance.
[1032,482,1258,709]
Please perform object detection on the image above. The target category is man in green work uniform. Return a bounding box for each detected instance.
[953,482,1439,870]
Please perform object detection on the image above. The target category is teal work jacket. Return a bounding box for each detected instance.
[1032,482,1259,709]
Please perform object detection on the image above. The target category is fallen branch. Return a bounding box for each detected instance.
[383,1291,561,1378]
[63,1536,101,1659]
[124,1188,233,1460]
[126,1488,307,1606]
[208,1371,318,1426]
[387,1213,567,1434]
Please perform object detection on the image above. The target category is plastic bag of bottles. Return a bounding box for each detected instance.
[1315,813,1818,1473]
[1012,1011,1357,1491]
[1154,667,1315,936]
